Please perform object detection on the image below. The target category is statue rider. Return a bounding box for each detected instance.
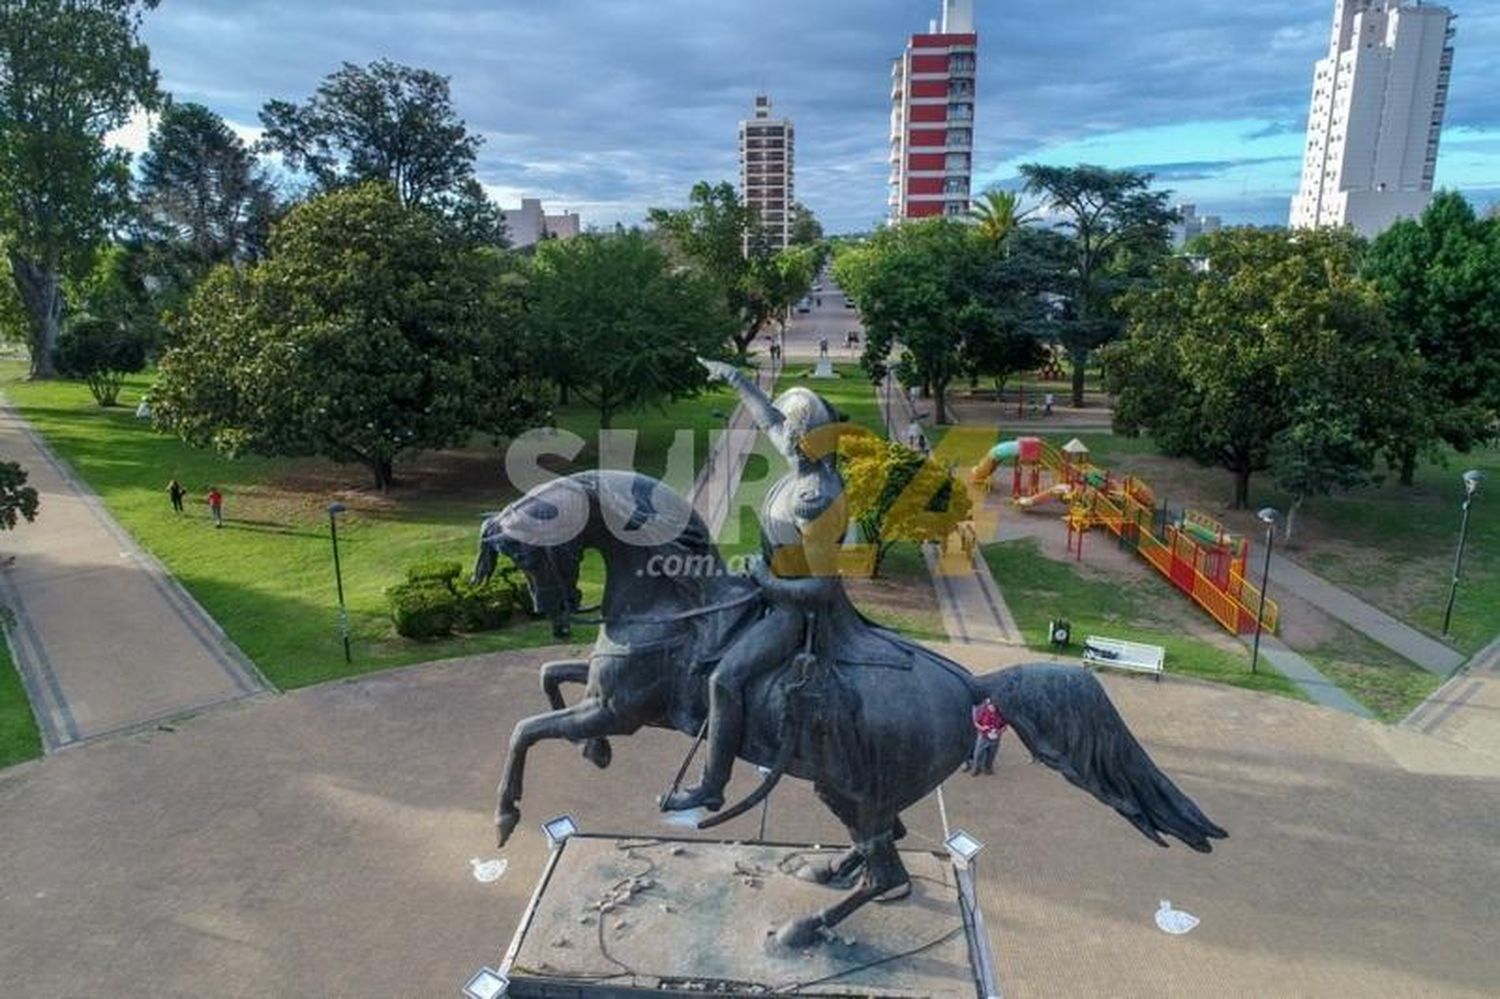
[661,359,849,812]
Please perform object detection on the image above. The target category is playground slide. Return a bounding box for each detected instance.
[1013,482,1072,509]
[969,439,1022,482]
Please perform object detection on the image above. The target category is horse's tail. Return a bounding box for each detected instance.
[976,663,1228,852]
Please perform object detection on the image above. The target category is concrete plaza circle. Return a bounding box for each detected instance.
[0,645,1496,997]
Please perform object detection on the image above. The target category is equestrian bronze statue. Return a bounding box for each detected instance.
[471,369,1225,949]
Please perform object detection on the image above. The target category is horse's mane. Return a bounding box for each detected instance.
[578,469,715,554]
[578,469,736,609]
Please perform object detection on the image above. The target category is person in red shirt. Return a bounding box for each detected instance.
[963,695,1007,775]
[206,486,224,528]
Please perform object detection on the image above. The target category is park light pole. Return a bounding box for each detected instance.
[1440,470,1483,638]
[327,502,351,664]
[1250,507,1278,676]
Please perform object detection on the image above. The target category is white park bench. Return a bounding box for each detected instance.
[1082,636,1165,682]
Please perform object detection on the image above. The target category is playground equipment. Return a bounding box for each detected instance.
[971,437,1279,637]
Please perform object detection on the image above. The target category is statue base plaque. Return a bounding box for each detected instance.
[497,834,997,997]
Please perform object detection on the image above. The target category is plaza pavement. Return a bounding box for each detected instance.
[0,401,267,751]
[1,644,1495,998]
[1403,636,1500,758]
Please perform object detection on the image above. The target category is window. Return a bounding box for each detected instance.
[946,128,972,146]
[948,103,973,121]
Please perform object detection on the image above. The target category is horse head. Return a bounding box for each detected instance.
[473,479,589,639]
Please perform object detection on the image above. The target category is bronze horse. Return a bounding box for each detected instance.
[473,469,1225,948]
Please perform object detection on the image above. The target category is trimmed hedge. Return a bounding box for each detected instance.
[407,560,463,586]
[387,581,459,640]
[388,562,519,639]
[455,579,513,632]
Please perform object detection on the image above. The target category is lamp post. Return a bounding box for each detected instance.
[1441,470,1483,638]
[327,502,351,664]
[1249,507,1277,676]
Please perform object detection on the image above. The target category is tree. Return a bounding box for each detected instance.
[1363,191,1500,484]
[53,315,147,406]
[1107,227,1413,509]
[969,189,1033,248]
[753,242,817,332]
[840,432,971,577]
[0,460,39,531]
[834,218,992,424]
[961,317,1045,399]
[529,230,733,428]
[1020,164,1176,406]
[0,0,162,377]
[789,202,823,245]
[649,181,808,361]
[258,59,500,244]
[138,102,277,266]
[153,183,539,489]
[1268,404,1378,542]
[71,240,166,349]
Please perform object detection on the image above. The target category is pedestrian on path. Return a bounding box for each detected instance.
[206,486,224,528]
[962,696,1007,774]
[167,478,186,514]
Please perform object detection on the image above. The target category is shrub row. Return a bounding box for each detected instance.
[386,560,523,640]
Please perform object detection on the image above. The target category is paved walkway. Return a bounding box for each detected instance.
[1402,635,1500,758]
[0,401,266,751]
[1269,553,1464,675]
[690,359,777,539]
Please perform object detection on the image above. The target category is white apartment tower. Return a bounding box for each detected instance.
[739,95,795,251]
[888,0,977,221]
[1290,1,1456,237]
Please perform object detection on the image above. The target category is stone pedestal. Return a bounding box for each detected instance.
[497,834,995,997]
[812,355,838,379]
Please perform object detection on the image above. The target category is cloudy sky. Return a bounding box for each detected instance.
[120,0,1500,232]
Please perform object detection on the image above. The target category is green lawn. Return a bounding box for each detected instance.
[1303,622,1445,723]
[783,364,886,434]
[2,366,737,689]
[983,538,1306,701]
[0,633,43,767]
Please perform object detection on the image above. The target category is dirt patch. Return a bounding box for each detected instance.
[257,442,546,525]
[1270,590,1342,650]
[845,573,936,619]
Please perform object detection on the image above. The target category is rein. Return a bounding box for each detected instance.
[566,588,761,627]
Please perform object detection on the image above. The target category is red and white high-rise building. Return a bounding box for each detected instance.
[889,0,977,222]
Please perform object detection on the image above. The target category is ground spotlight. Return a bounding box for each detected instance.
[945,829,985,868]
[461,966,507,999]
[542,814,579,849]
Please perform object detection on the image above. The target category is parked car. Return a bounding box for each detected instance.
[843,297,856,309]
[796,298,812,313]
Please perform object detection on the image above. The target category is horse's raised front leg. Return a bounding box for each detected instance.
[776,830,910,948]
[496,700,627,848]
[539,659,612,769]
